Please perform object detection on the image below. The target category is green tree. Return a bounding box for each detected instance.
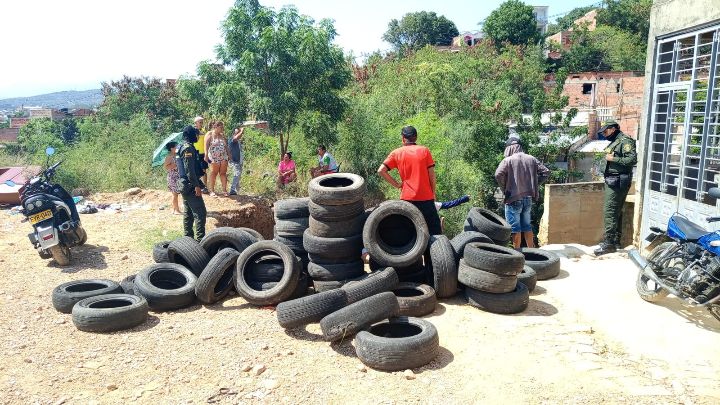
[17,118,66,156]
[382,11,459,53]
[216,0,350,156]
[545,6,595,36]
[597,0,652,43]
[483,0,541,47]
[561,26,645,72]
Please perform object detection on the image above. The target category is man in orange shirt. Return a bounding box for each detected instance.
[378,125,441,235]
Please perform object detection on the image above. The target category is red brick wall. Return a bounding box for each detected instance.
[0,128,19,143]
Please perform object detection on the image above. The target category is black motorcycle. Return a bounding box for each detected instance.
[4,147,86,266]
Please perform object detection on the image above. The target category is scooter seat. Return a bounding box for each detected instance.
[672,216,708,241]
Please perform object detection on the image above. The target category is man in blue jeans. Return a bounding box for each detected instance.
[495,134,550,249]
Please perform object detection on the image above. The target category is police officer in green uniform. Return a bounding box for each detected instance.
[594,120,637,256]
[176,125,207,241]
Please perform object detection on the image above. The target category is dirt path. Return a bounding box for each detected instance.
[0,191,718,404]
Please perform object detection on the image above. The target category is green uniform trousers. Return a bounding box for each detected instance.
[182,192,206,241]
[603,178,631,245]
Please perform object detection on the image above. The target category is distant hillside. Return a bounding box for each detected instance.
[0,89,103,110]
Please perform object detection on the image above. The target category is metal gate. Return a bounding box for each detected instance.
[641,25,720,248]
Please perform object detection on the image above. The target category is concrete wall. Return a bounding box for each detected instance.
[539,181,634,247]
[633,0,720,246]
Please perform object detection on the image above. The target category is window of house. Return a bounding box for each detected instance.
[582,83,593,94]
[616,83,621,93]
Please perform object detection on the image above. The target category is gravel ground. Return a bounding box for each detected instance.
[0,191,718,404]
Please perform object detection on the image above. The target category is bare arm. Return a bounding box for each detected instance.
[428,166,436,197]
[377,164,402,189]
[204,134,211,162]
[163,154,175,170]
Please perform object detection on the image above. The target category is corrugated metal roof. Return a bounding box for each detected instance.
[577,140,610,153]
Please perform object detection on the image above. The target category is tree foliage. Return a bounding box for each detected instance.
[215,0,350,155]
[483,0,541,47]
[561,26,645,72]
[382,11,459,53]
[545,6,595,36]
[597,0,652,43]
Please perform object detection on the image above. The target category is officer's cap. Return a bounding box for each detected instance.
[599,119,620,132]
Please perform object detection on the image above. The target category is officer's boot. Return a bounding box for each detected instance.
[594,240,617,256]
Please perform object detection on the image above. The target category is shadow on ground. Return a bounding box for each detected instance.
[659,298,720,332]
[51,244,109,273]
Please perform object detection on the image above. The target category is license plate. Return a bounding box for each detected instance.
[29,210,52,224]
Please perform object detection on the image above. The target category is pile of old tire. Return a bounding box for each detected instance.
[273,198,311,272]
[463,207,512,246]
[459,242,529,314]
[305,173,367,292]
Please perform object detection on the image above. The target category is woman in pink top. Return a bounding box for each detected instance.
[277,152,297,187]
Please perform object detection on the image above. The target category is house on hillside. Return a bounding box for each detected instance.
[546,9,598,59]
[452,5,550,48]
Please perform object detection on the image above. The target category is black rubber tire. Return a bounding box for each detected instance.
[517,266,537,292]
[195,248,240,304]
[465,283,529,314]
[275,217,310,237]
[341,267,399,304]
[363,200,429,268]
[371,257,423,273]
[72,294,149,332]
[273,235,305,252]
[320,291,399,341]
[52,279,123,314]
[308,173,366,206]
[521,248,561,280]
[153,241,171,263]
[428,235,458,298]
[235,240,300,306]
[167,236,211,277]
[307,252,357,265]
[464,242,525,276]
[309,199,365,222]
[355,316,439,371]
[119,275,137,296]
[393,283,437,317]
[466,207,512,243]
[276,288,349,329]
[313,279,347,292]
[246,255,285,282]
[636,242,674,302]
[235,227,263,240]
[398,268,429,284]
[308,215,366,238]
[199,227,256,258]
[307,260,365,281]
[449,231,492,261]
[134,263,198,311]
[458,259,518,293]
[248,268,307,300]
[303,229,363,260]
[273,197,310,219]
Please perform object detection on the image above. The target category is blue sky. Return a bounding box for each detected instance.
[0,0,597,99]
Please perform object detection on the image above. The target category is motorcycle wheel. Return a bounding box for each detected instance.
[636,242,676,303]
[709,305,720,323]
[50,244,72,266]
[77,227,87,246]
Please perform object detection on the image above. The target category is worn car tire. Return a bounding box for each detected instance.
[274,198,310,219]
[119,274,137,296]
[134,263,198,311]
[465,283,529,314]
[307,260,365,281]
[398,267,429,284]
[517,265,537,292]
[308,199,365,222]
[393,283,437,317]
[449,231,493,261]
[248,269,307,300]
[235,241,300,306]
[52,279,123,314]
[195,248,240,304]
[246,255,285,282]
[303,229,363,260]
[72,294,148,333]
[273,235,305,252]
[458,259,518,293]
[464,242,525,276]
[363,200,429,267]
[341,267,399,304]
[521,248,561,280]
[153,241,171,263]
[466,208,512,243]
[320,291,399,341]
[355,316,439,371]
[199,228,255,258]
[428,235,458,298]
[309,215,366,238]
[237,227,264,240]
[167,236,210,277]
[276,289,349,329]
[308,173,366,206]
[313,279,347,292]
[275,217,310,237]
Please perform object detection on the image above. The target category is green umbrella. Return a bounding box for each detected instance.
[152,132,183,167]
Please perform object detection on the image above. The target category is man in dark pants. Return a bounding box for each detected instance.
[378,125,442,235]
[176,125,207,241]
[594,120,637,256]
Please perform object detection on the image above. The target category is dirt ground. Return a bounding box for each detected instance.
[0,190,719,404]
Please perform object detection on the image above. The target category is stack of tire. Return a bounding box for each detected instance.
[305,173,367,292]
[463,207,512,246]
[272,198,311,272]
[458,242,530,314]
[276,266,440,371]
